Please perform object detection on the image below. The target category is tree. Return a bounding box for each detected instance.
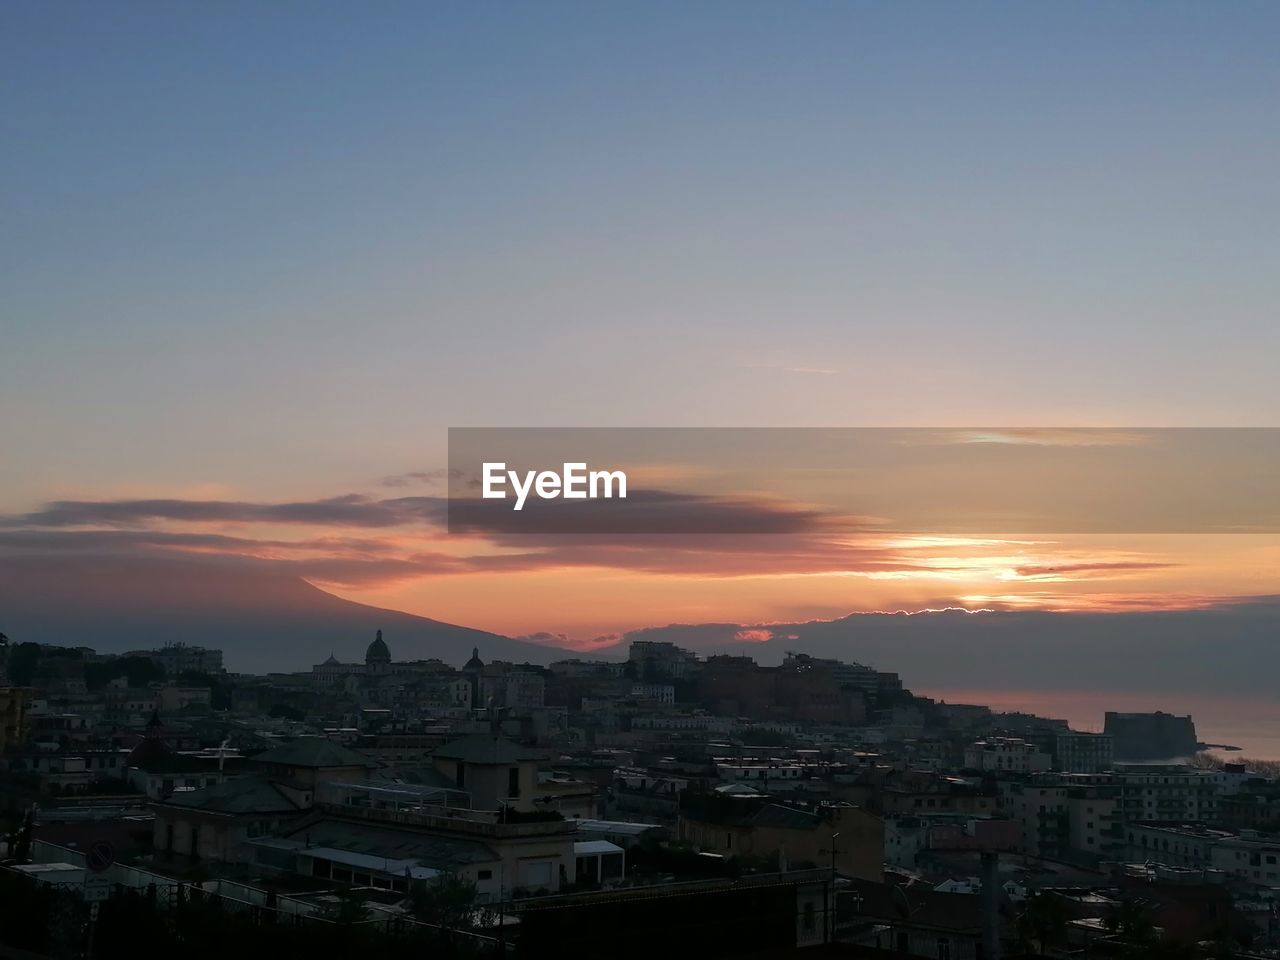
[318,886,369,925]
[1105,898,1159,956]
[410,873,481,930]
[176,671,234,710]
[9,804,36,862]
[84,655,164,691]
[6,643,41,686]
[1017,892,1069,955]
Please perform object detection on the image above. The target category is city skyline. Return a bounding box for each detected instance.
[5,7,1280,954]
[3,5,1278,682]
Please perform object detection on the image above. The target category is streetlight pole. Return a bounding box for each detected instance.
[496,860,506,953]
[828,831,840,943]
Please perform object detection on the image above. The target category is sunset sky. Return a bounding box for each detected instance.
[3,2,1278,649]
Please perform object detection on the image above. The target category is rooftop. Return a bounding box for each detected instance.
[574,819,659,837]
[573,839,625,857]
[749,804,822,830]
[253,738,377,769]
[274,816,498,869]
[159,775,307,815]
[432,734,544,765]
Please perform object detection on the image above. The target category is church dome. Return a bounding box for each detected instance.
[365,629,391,664]
[463,647,484,671]
[126,711,174,771]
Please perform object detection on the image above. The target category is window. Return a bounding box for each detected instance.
[518,860,554,888]
[478,870,493,881]
[509,766,521,799]
[456,761,466,787]
[938,938,951,960]
[803,901,815,932]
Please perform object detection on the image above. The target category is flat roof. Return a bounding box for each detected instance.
[575,819,655,835]
[574,840,625,856]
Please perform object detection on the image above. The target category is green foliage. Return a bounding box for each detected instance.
[1016,892,1069,955]
[626,841,738,880]
[410,873,481,930]
[741,729,789,747]
[84,655,165,690]
[5,643,41,686]
[318,886,370,925]
[1105,898,1160,957]
[7,804,36,862]
[267,702,304,720]
[175,671,233,710]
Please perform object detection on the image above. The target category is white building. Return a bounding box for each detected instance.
[629,683,675,704]
[884,816,928,869]
[964,738,1052,773]
[1055,732,1114,773]
[136,643,224,677]
[631,714,733,733]
[1125,822,1280,887]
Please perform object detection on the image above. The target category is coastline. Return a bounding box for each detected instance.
[917,686,1280,763]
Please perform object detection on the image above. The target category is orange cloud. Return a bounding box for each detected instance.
[3,487,1275,641]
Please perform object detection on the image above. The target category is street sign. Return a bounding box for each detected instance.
[85,840,114,873]
[84,875,113,903]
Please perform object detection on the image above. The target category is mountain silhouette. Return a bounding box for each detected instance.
[0,555,565,673]
[616,600,1280,697]
[5,554,1278,698]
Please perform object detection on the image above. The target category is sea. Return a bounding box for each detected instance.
[917,688,1280,762]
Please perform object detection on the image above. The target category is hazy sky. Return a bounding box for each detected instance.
[3,2,1278,641]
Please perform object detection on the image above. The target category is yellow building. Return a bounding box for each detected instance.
[679,795,884,882]
[0,687,32,752]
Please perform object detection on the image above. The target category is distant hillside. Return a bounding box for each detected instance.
[5,553,1278,699]
[0,555,565,673]
[616,600,1280,697]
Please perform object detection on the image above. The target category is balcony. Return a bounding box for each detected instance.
[317,781,578,840]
